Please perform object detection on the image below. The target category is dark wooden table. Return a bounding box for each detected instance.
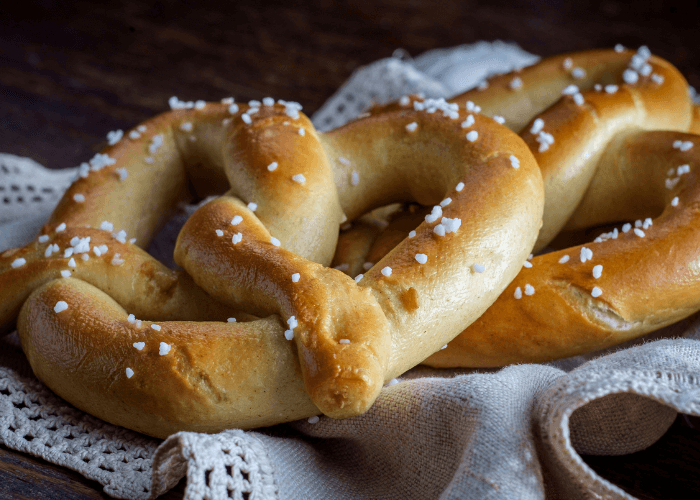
[2,1,700,498]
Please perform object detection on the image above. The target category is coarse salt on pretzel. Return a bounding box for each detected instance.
[428,129,700,367]
[331,47,699,368]
[1,95,543,437]
[451,47,694,251]
[426,47,699,366]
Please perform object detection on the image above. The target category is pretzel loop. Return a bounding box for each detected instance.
[2,96,544,437]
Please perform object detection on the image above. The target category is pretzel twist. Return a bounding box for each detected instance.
[333,48,699,367]
[1,97,543,436]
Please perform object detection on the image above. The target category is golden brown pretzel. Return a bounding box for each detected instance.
[451,47,693,250]
[333,47,699,368]
[1,96,543,437]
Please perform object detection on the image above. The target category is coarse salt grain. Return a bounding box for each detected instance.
[514,287,522,299]
[215,229,224,237]
[232,233,243,244]
[672,196,679,207]
[299,128,306,136]
[270,237,281,247]
[107,129,123,145]
[440,198,452,207]
[247,202,257,212]
[634,228,645,237]
[510,155,520,169]
[60,270,71,278]
[425,205,442,223]
[292,273,300,283]
[151,324,161,331]
[354,274,364,283]
[509,77,523,90]
[623,69,639,84]
[591,287,602,298]
[466,130,479,142]
[54,301,68,313]
[126,368,134,379]
[73,194,85,203]
[559,255,570,264]
[308,416,320,424]
[133,342,145,350]
[116,167,128,181]
[68,258,77,268]
[339,339,350,344]
[292,174,306,184]
[415,253,427,264]
[408,230,416,238]
[56,223,66,232]
[228,318,237,322]
[592,265,603,279]
[159,342,171,355]
[405,122,418,132]
[231,215,243,225]
[381,267,392,277]
[461,115,475,128]
[472,263,485,273]
[456,182,465,191]
[148,134,164,155]
[38,234,49,243]
[530,118,544,134]
[127,314,136,323]
[523,261,532,268]
[11,258,26,268]
[524,284,535,295]
[580,247,592,262]
[267,162,278,171]
[351,171,360,185]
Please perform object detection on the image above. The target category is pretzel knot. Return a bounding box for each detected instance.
[0,96,543,437]
[332,47,700,368]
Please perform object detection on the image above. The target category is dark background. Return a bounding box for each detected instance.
[2,0,700,498]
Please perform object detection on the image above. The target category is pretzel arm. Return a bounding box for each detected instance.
[18,278,315,436]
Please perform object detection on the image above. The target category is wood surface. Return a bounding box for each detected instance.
[2,0,700,498]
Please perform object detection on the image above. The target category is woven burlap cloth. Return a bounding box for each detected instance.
[2,41,700,500]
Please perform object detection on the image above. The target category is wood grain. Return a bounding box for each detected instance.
[2,0,700,498]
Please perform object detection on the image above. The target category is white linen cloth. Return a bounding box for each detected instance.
[2,41,700,500]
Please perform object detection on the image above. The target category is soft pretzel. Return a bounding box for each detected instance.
[0,96,543,437]
[332,47,699,367]
[451,47,693,250]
